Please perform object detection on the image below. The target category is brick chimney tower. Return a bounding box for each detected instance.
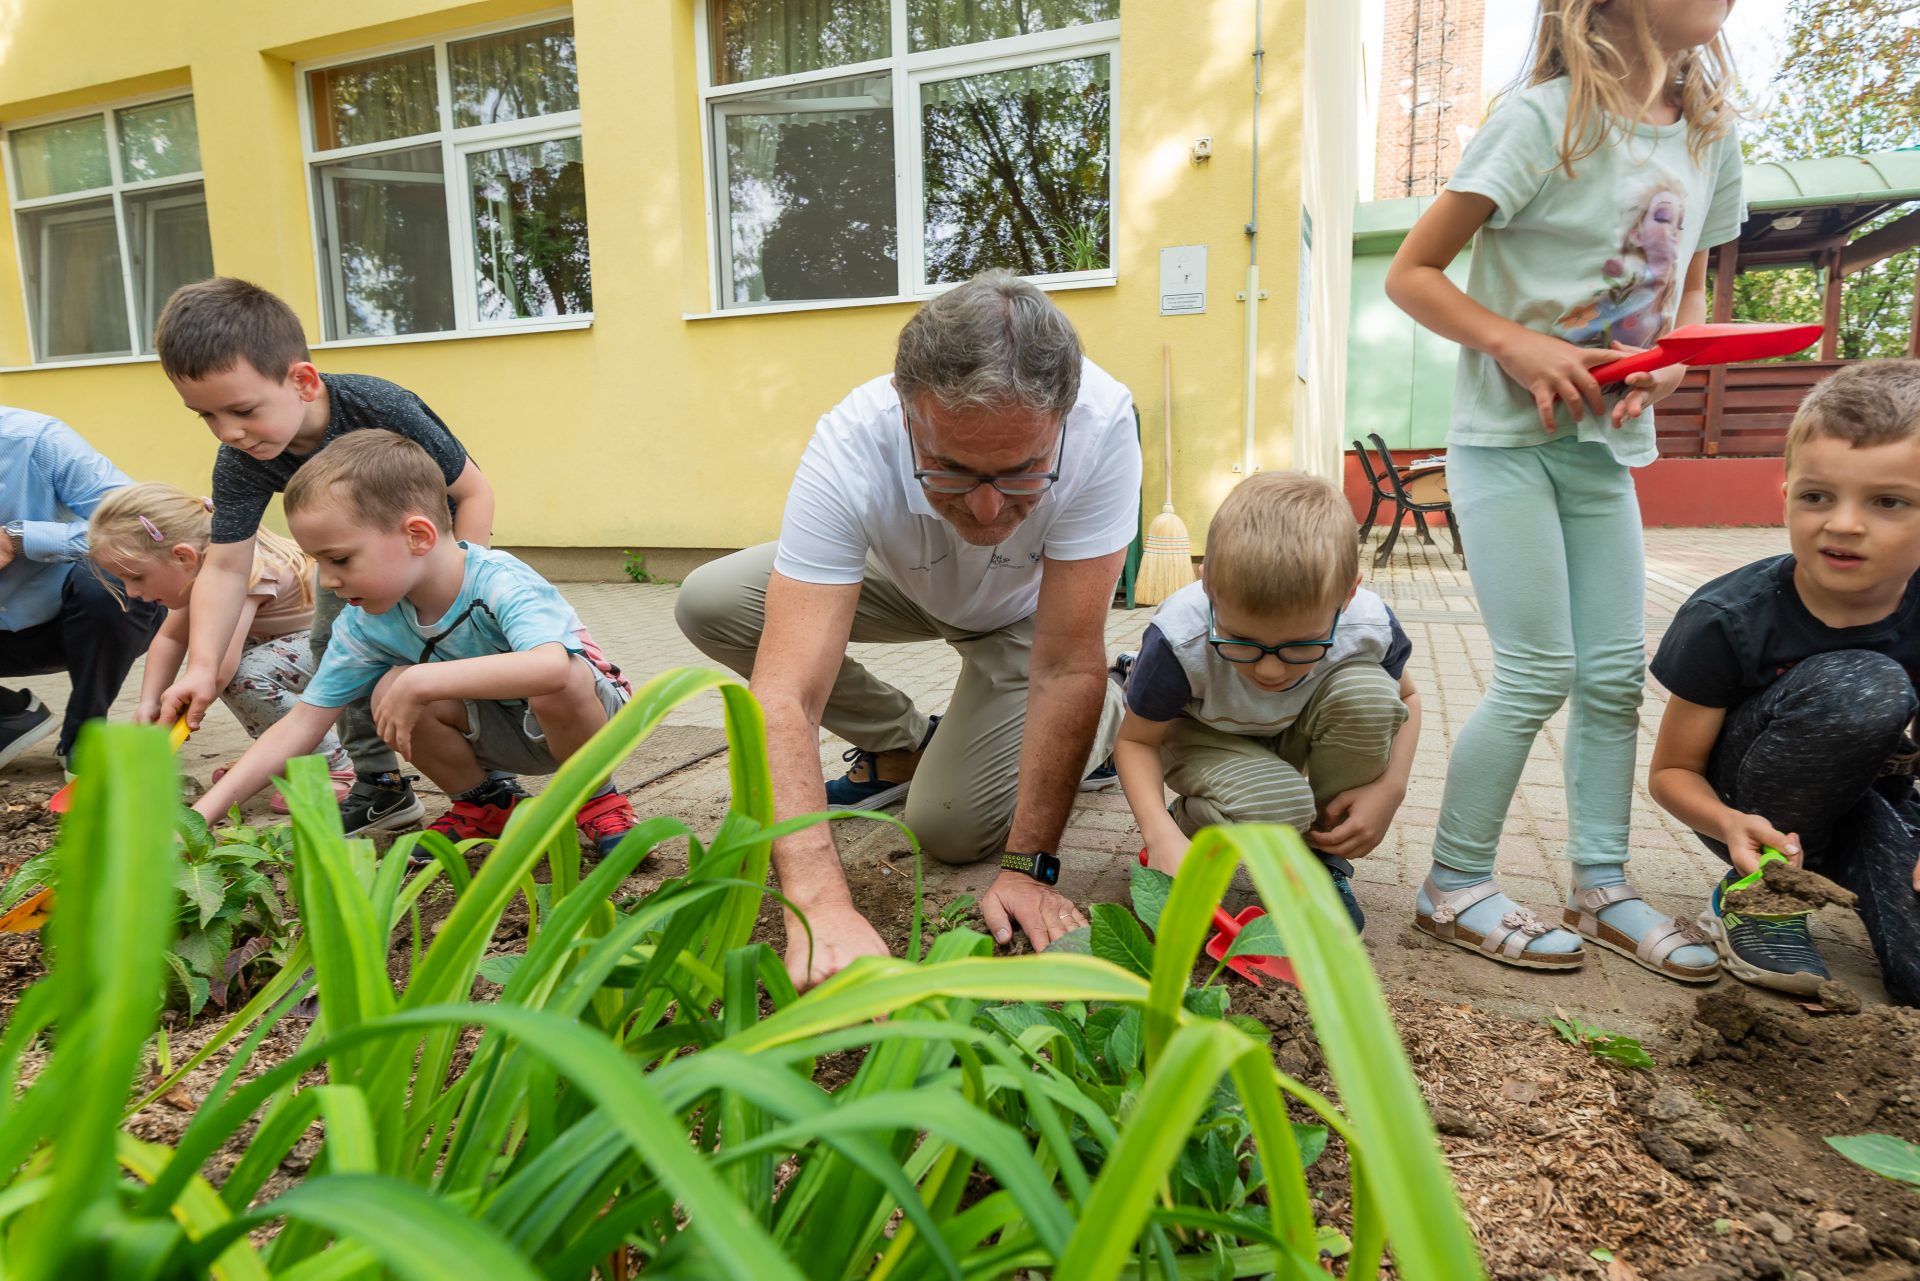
[1375,0,1488,198]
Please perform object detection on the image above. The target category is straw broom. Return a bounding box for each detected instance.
[1137,343,1196,604]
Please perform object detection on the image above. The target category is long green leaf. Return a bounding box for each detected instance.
[1826,1133,1920,1187]
[14,724,178,1281]
[1216,824,1484,1279]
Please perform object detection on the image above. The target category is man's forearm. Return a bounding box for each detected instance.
[759,690,853,909]
[1004,664,1106,855]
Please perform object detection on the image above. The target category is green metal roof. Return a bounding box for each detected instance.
[1354,147,1920,245]
[1744,149,1920,210]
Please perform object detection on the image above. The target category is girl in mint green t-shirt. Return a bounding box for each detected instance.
[1385,0,1746,979]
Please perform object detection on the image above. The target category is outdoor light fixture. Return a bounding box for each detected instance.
[1770,214,1804,231]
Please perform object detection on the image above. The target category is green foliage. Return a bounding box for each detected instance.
[1729,1,1920,358]
[620,549,664,584]
[926,892,976,938]
[1549,1012,1655,1071]
[1825,1133,1920,1189]
[164,809,295,1017]
[2,800,294,1018]
[0,671,1484,1279]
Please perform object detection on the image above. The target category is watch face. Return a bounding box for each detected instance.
[1036,853,1060,885]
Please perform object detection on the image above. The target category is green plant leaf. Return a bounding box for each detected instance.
[174,807,214,860]
[1293,1122,1329,1168]
[477,954,524,986]
[1130,863,1173,933]
[1826,1134,1920,1187]
[1591,1037,1654,1071]
[3,847,58,909]
[1089,903,1155,979]
[174,862,226,929]
[1108,1008,1144,1074]
[1220,912,1286,961]
[1048,925,1093,954]
[1184,984,1231,1021]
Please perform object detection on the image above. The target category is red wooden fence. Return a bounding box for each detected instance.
[1654,360,1846,458]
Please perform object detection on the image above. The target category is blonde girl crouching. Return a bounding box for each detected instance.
[89,482,351,810]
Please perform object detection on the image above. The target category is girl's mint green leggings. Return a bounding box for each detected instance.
[1432,437,1646,873]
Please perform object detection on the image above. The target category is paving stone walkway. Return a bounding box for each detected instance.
[7,525,1886,1035]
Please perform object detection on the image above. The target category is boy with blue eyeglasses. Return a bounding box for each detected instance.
[1114,471,1422,930]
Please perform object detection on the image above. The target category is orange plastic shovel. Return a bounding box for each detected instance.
[47,717,191,814]
[1136,848,1298,988]
[1588,321,1824,387]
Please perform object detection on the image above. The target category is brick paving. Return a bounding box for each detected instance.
[5,525,1887,1035]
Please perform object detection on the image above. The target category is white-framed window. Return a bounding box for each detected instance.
[297,12,592,342]
[3,94,214,362]
[697,0,1119,311]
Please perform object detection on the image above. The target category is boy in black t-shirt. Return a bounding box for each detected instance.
[150,278,496,835]
[1650,360,1920,1006]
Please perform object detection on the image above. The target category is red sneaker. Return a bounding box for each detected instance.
[576,791,638,859]
[428,792,523,842]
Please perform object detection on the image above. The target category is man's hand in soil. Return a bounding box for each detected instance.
[1721,811,1801,876]
[783,900,890,993]
[980,870,1088,953]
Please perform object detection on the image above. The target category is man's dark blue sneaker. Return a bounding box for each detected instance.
[1080,757,1119,791]
[826,715,939,811]
[1698,875,1829,997]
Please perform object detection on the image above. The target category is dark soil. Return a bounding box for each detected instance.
[1722,861,1857,917]
[0,783,60,1019]
[1652,985,1920,1281]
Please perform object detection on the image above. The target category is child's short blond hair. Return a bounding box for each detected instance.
[1203,471,1358,617]
[285,431,452,534]
[1783,360,1920,475]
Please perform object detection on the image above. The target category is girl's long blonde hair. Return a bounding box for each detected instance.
[89,482,314,607]
[1527,0,1739,177]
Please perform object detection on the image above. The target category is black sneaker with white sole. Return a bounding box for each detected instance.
[338,770,426,835]
[1698,875,1830,997]
[0,696,56,770]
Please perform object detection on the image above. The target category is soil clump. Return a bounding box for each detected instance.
[1722,861,1856,916]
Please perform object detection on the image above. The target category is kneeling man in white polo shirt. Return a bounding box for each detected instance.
[677,270,1141,991]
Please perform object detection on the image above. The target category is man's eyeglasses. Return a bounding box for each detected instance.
[905,404,1065,497]
[1207,603,1342,666]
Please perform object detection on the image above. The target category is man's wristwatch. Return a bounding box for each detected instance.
[2,522,22,557]
[1000,851,1061,886]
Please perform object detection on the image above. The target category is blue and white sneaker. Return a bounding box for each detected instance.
[1080,757,1119,791]
[826,715,939,811]
[1328,866,1366,932]
[1697,873,1830,997]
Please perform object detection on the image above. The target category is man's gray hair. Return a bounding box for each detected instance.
[894,270,1082,418]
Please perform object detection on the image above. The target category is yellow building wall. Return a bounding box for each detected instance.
[0,0,1332,560]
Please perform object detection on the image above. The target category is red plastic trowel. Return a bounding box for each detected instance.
[1137,848,1298,988]
[1588,321,1823,386]
[47,717,191,814]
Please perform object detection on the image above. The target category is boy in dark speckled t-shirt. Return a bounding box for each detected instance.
[150,276,497,836]
[1650,360,1920,1007]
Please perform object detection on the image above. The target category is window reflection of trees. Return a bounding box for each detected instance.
[471,141,592,320]
[723,77,898,304]
[921,55,1111,283]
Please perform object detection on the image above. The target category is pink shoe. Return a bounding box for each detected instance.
[211,764,355,815]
